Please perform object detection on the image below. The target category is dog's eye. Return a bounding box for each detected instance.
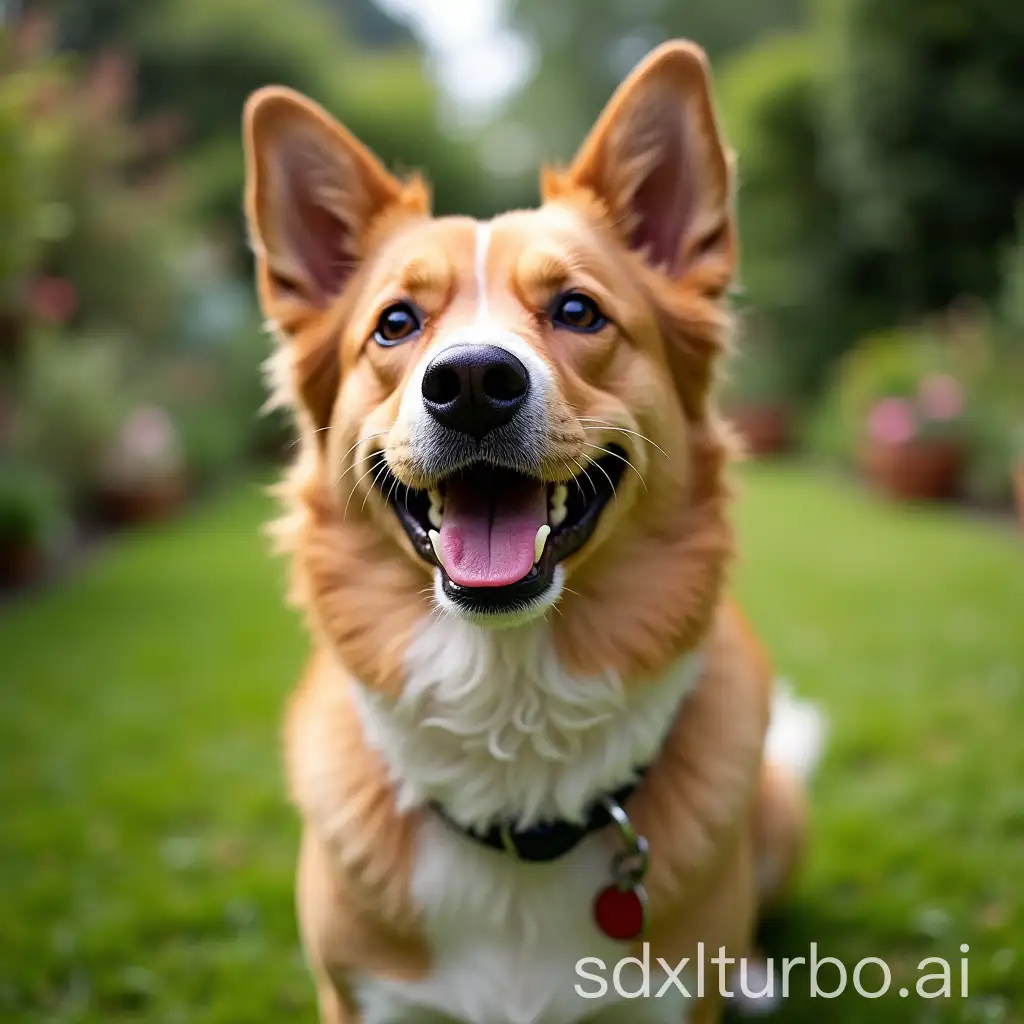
[374,302,422,346]
[551,292,607,333]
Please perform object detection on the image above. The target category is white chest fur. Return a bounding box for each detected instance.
[350,614,701,1024]
[352,614,702,832]
[357,817,690,1024]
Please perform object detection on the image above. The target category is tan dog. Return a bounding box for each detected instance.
[243,39,824,1024]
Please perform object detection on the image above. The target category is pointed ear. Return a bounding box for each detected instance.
[548,41,735,295]
[243,86,424,317]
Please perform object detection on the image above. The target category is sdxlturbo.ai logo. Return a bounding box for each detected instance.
[575,943,972,1002]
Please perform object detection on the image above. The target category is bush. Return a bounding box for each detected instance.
[719,34,857,398]
[809,325,972,463]
[811,300,1024,510]
[965,388,1021,506]
[0,36,72,317]
[958,226,1024,504]
[0,460,66,558]
[721,319,801,409]
[40,0,491,237]
[819,0,1024,319]
[12,330,135,504]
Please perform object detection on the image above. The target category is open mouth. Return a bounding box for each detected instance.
[372,446,628,614]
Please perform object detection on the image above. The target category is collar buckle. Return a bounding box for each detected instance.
[601,793,649,887]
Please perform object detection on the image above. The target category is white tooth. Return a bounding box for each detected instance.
[428,502,443,529]
[549,484,568,528]
[429,529,443,565]
[534,524,551,564]
[428,489,444,529]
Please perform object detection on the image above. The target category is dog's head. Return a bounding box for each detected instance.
[245,41,737,690]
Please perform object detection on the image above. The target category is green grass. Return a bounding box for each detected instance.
[1,466,1022,1023]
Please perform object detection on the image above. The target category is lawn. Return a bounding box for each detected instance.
[0,466,1021,1023]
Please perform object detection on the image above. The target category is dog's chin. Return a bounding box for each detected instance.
[369,446,628,624]
[431,564,566,628]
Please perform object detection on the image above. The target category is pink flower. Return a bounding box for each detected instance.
[28,277,77,325]
[918,373,964,422]
[123,407,177,462]
[867,397,917,445]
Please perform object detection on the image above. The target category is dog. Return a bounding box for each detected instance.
[243,39,824,1024]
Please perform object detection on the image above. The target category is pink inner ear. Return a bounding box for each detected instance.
[288,187,352,300]
[627,112,695,277]
[275,143,355,305]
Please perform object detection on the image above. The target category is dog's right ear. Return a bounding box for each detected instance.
[244,86,427,320]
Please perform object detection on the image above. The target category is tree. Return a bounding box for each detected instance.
[32,0,491,235]
[820,0,1024,318]
[718,34,852,395]
[505,0,805,163]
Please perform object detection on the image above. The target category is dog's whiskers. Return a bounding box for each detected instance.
[556,459,587,499]
[386,468,404,510]
[331,431,390,493]
[332,451,379,493]
[343,457,387,521]
[287,425,332,450]
[340,430,388,464]
[577,419,670,460]
[582,442,647,491]
[582,451,623,502]
[360,460,391,513]
[569,457,598,498]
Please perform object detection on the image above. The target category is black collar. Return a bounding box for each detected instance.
[433,770,647,863]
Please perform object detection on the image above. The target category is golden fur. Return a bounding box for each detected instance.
[244,39,812,1023]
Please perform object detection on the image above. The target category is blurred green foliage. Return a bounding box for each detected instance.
[4,0,1024,558]
[0,22,268,563]
[819,0,1024,318]
[718,34,847,397]
[506,0,804,165]
[0,53,67,304]
[0,459,66,553]
[38,0,492,233]
[0,0,493,570]
[718,0,1024,406]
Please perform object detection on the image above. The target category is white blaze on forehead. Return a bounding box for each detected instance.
[396,216,555,442]
[475,221,492,323]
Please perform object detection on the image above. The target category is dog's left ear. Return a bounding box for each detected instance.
[549,41,735,296]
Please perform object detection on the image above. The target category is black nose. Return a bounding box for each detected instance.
[421,344,529,438]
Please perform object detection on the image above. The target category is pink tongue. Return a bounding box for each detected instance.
[439,476,547,588]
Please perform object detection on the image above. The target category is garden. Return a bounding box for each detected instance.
[2,469,1022,1023]
[3,1,1023,593]
[1,0,1023,1021]
[0,0,491,589]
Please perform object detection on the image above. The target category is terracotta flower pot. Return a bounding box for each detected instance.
[859,437,963,502]
[728,403,794,457]
[96,473,186,526]
[0,540,44,587]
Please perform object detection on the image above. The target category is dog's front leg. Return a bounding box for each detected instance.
[297,831,363,1024]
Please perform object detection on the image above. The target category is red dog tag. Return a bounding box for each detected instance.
[593,883,646,941]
